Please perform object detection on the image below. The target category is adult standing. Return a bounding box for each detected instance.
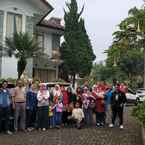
[12,79,26,132]
[67,87,77,104]
[0,80,12,134]
[26,83,38,131]
[52,85,62,104]
[92,84,106,127]
[76,87,83,107]
[105,86,113,124]
[37,84,50,131]
[109,85,127,129]
[82,87,93,126]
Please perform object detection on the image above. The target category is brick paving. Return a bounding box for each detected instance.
[0,106,143,145]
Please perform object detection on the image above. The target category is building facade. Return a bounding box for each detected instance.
[0,0,64,82]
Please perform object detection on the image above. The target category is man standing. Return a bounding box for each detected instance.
[0,80,12,134]
[12,79,26,132]
[109,85,127,129]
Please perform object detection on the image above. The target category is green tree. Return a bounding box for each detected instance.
[61,0,95,87]
[106,7,145,88]
[5,32,40,78]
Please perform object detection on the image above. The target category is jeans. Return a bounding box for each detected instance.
[14,103,26,130]
[37,106,48,129]
[83,108,93,126]
[0,107,10,132]
[54,111,62,125]
[49,116,55,127]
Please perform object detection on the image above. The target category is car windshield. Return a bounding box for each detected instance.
[128,88,136,94]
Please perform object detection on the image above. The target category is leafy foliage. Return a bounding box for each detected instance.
[132,102,145,127]
[61,0,95,85]
[105,6,145,88]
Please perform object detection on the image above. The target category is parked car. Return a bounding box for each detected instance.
[126,88,138,104]
[135,88,145,104]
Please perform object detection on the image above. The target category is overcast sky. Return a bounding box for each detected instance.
[48,0,144,62]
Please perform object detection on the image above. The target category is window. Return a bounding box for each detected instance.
[0,11,4,44]
[6,13,22,37]
[52,34,60,50]
[34,33,44,49]
[26,16,34,36]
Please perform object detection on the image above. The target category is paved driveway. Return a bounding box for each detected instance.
[0,106,143,145]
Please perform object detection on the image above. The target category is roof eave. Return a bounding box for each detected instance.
[38,24,64,31]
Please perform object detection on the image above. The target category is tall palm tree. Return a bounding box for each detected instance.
[5,32,41,78]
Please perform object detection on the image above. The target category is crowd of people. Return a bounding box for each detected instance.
[0,79,127,135]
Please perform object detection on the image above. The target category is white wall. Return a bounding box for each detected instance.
[0,0,45,78]
[44,33,52,58]
[0,0,43,16]
[1,56,17,78]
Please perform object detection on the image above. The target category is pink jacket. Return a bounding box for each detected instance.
[56,102,63,112]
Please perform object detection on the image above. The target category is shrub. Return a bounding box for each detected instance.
[132,102,145,127]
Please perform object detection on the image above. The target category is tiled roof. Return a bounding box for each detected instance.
[38,17,64,31]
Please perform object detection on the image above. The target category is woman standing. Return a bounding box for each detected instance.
[82,87,93,126]
[37,84,50,131]
[26,83,38,131]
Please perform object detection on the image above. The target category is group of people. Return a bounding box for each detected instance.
[0,79,127,135]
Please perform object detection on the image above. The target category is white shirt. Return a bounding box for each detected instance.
[72,108,84,122]
[37,90,50,107]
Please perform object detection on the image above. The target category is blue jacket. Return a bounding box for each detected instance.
[26,91,37,110]
[105,89,113,111]
[0,89,11,108]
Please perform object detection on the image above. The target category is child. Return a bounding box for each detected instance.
[69,102,84,129]
[48,101,55,128]
[54,99,63,128]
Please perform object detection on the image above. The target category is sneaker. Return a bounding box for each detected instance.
[109,124,114,128]
[50,126,53,129]
[21,129,27,133]
[100,123,105,127]
[27,127,34,132]
[6,130,13,135]
[42,128,46,131]
[120,125,124,129]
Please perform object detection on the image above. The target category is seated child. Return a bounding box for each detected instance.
[68,102,84,129]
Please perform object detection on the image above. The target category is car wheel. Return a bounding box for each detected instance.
[135,98,140,105]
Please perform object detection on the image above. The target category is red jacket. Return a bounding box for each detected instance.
[92,91,105,113]
[62,91,69,106]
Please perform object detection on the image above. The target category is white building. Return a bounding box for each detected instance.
[0,0,64,82]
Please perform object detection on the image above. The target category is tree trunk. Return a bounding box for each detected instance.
[17,58,27,79]
[72,74,76,88]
